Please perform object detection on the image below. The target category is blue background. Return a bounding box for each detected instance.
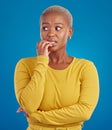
[0,0,112,129]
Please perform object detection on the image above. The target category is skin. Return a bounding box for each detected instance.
[37,12,73,69]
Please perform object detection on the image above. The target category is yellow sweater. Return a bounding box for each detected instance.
[14,56,99,130]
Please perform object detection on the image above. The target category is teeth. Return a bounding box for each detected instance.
[51,41,56,44]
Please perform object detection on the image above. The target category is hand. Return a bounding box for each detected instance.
[37,40,53,56]
[16,107,29,117]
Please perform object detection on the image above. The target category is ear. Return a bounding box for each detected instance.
[68,27,74,39]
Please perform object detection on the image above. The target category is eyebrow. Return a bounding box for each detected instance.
[42,22,63,25]
[42,22,49,25]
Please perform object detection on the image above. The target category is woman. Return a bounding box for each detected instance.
[14,5,99,130]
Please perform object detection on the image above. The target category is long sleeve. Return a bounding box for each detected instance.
[29,62,99,125]
[14,56,49,113]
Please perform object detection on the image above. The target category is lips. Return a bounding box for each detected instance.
[50,41,57,44]
[47,40,57,45]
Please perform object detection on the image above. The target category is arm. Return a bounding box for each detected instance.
[14,56,49,113]
[14,40,54,113]
[29,62,99,125]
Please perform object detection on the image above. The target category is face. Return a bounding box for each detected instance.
[40,12,73,52]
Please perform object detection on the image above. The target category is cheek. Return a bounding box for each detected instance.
[60,32,69,41]
[40,31,46,39]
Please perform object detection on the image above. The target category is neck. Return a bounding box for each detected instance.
[49,50,69,64]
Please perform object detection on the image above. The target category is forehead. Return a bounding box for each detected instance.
[40,12,69,25]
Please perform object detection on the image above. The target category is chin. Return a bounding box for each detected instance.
[49,46,58,52]
[49,44,66,52]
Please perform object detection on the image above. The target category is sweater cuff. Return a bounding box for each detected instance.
[29,112,42,123]
[37,56,49,64]
[34,56,49,71]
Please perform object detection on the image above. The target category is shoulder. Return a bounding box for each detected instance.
[17,56,37,64]
[73,57,97,71]
[15,56,37,70]
[75,57,94,65]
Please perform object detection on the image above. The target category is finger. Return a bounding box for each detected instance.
[44,43,53,50]
[44,44,53,55]
[16,107,23,113]
[37,40,48,47]
[36,40,53,56]
[24,112,29,118]
[40,41,51,49]
[37,41,51,52]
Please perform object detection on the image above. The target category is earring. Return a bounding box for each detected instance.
[68,36,71,40]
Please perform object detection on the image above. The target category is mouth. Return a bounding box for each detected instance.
[50,41,57,45]
[47,40,57,45]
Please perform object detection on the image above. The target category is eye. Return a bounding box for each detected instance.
[42,26,49,31]
[55,26,62,31]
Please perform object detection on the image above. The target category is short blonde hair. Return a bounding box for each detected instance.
[40,5,73,27]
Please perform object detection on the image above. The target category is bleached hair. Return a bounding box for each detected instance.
[40,5,73,27]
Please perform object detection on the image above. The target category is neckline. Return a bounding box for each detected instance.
[48,57,76,71]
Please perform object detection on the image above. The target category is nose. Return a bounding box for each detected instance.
[47,28,55,37]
